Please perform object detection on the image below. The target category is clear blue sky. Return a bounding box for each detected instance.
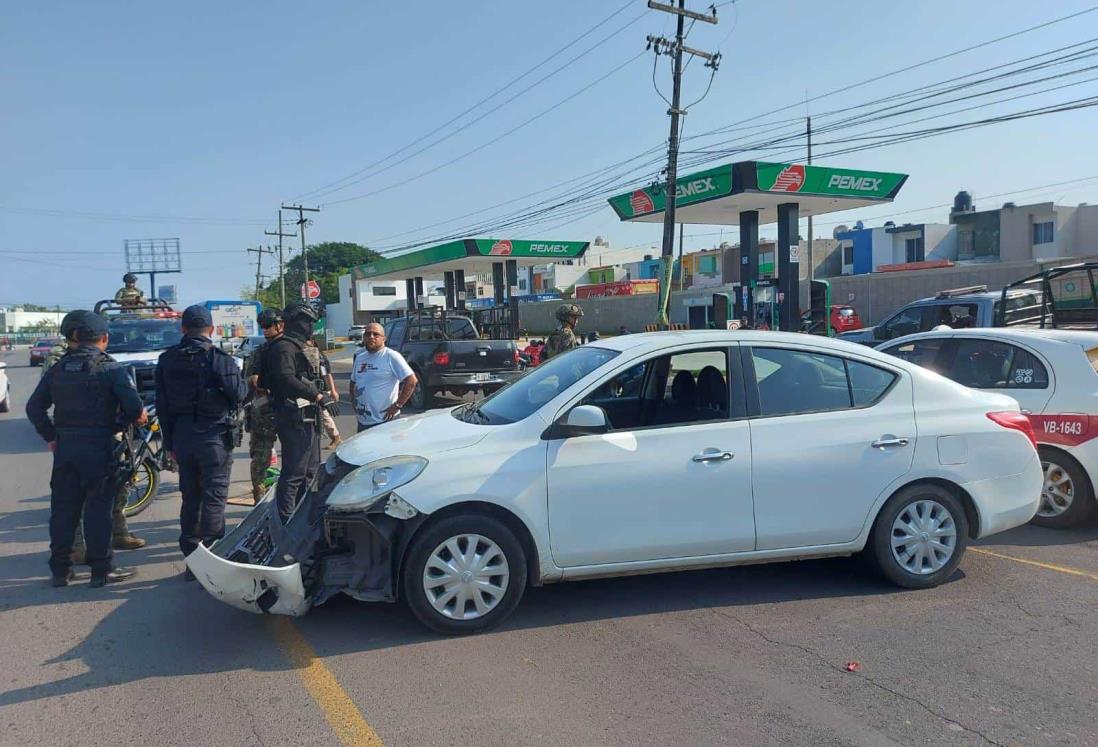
[2,0,1097,308]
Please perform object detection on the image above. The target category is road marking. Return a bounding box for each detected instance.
[970,547,1098,582]
[267,617,384,746]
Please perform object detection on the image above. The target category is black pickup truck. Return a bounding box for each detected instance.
[382,314,522,410]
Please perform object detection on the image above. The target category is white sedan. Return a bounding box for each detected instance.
[879,328,1098,528]
[190,331,1042,634]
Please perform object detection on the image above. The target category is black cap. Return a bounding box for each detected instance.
[181,304,213,329]
[66,311,108,342]
[60,310,96,340]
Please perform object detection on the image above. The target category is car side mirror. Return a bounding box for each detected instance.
[551,405,609,438]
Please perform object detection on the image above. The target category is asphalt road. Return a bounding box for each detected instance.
[3,348,1098,746]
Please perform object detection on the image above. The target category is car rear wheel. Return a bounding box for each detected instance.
[402,514,527,635]
[1032,448,1094,529]
[868,484,968,589]
[408,375,437,411]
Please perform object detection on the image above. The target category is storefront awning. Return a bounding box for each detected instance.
[351,238,589,282]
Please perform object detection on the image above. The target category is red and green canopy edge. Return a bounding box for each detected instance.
[608,161,908,225]
[352,238,590,281]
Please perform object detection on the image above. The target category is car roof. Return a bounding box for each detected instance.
[591,330,905,361]
[908,288,1037,305]
[881,327,1098,351]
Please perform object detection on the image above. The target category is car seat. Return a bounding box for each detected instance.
[696,366,728,416]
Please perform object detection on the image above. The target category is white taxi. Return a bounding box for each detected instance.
[879,328,1098,528]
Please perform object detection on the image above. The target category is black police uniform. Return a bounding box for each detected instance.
[26,315,145,582]
[259,306,321,523]
[155,307,247,557]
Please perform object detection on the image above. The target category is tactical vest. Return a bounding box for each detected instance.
[259,336,316,400]
[50,349,117,430]
[160,341,230,419]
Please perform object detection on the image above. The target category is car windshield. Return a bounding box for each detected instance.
[106,318,183,353]
[467,346,619,425]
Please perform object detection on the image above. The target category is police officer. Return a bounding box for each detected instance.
[228,308,282,506]
[155,305,246,578]
[43,315,146,559]
[114,273,146,307]
[542,303,583,361]
[259,302,325,523]
[26,310,146,587]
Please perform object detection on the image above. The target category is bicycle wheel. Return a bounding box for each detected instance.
[123,458,161,518]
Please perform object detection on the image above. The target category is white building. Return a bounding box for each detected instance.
[327,275,444,336]
[0,307,65,334]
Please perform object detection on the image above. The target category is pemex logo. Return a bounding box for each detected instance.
[630,189,655,216]
[770,164,805,192]
[489,240,513,256]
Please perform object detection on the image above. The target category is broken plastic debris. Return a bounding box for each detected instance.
[844,661,860,672]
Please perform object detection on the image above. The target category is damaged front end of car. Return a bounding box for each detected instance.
[187,452,430,616]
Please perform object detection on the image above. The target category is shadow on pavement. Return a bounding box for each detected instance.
[977,522,1098,548]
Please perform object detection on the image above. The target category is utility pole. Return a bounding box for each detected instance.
[281,204,320,298]
[247,245,275,299]
[806,116,814,282]
[646,0,719,328]
[265,211,297,307]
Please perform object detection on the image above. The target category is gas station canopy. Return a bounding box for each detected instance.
[608,160,908,225]
[352,238,590,281]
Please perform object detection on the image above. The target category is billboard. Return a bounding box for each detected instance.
[157,285,177,304]
[204,300,260,341]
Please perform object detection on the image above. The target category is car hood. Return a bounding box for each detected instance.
[335,408,489,466]
[109,351,163,364]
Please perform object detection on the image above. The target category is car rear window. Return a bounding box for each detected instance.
[837,308,855,317]
[1087,348,1098,375]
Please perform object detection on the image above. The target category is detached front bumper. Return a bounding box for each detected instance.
[188,454,426,616]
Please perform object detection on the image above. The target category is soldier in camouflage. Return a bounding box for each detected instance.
[305,338,342,448]
[230,309,281,506]
[541,303,583,362]
[114,273,146,308]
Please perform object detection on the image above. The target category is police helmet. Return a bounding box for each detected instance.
[282,301,319,324]
[257,309,283,327]
[555,303,584,322]
[60,310,107,341]
[60,310,95,340]
[123,272,137,284]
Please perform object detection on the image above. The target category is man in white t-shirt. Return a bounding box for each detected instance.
[350,322,418,433]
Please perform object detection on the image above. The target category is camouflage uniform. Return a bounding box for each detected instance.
[304,345,340,444]
[114,286,146,307]
[41,342,70,376]
[245,349,278,501]
[542,326,578,361]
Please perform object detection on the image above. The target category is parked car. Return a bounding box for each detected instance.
[839,286,1042,345]
[29,337,61,366]
[188,331,1041,634]
[0,360,9,413]
[878,328,1098,528]
[830,305,863,334]
[348,325,366,342]
[381,314,521,410]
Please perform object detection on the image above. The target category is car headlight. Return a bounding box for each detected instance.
[325,455,427,512]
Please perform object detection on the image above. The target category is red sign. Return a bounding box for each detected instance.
[575,279,660,299]
[489,240,513,256]
[630,190,655,215]
[1027,414,1098,447]
[770,164,805,192]
[301,280,321,300]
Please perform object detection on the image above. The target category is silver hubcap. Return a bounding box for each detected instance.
[890,499,957,575]
[423,534,509,620]
[1038,461,1074,517]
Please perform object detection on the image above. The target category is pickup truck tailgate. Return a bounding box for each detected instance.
[448,340,517,372]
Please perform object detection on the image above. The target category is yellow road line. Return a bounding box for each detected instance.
[970,547,1098,582]
[267,617,384,746]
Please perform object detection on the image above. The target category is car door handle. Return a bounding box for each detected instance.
[871,438,910,450]
[692,450,734,463]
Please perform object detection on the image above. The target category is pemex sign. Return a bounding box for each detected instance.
[755,162,905,199]
[608,165,733,220]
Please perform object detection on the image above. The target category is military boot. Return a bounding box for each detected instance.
[113,534,147,550]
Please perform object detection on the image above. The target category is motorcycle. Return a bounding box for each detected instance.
[116,401,174,518]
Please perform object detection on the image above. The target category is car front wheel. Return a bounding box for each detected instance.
[402,514,527,635]
[868,484,968,589]
[1032,448,1094,528]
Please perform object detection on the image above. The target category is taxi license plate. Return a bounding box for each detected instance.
[475,372,491,382]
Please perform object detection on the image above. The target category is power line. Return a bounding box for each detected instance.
[0,206,267,225]
[295,3,646,202]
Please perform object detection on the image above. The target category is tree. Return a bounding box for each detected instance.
[20,303,50,312]
[259,242,379,307]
